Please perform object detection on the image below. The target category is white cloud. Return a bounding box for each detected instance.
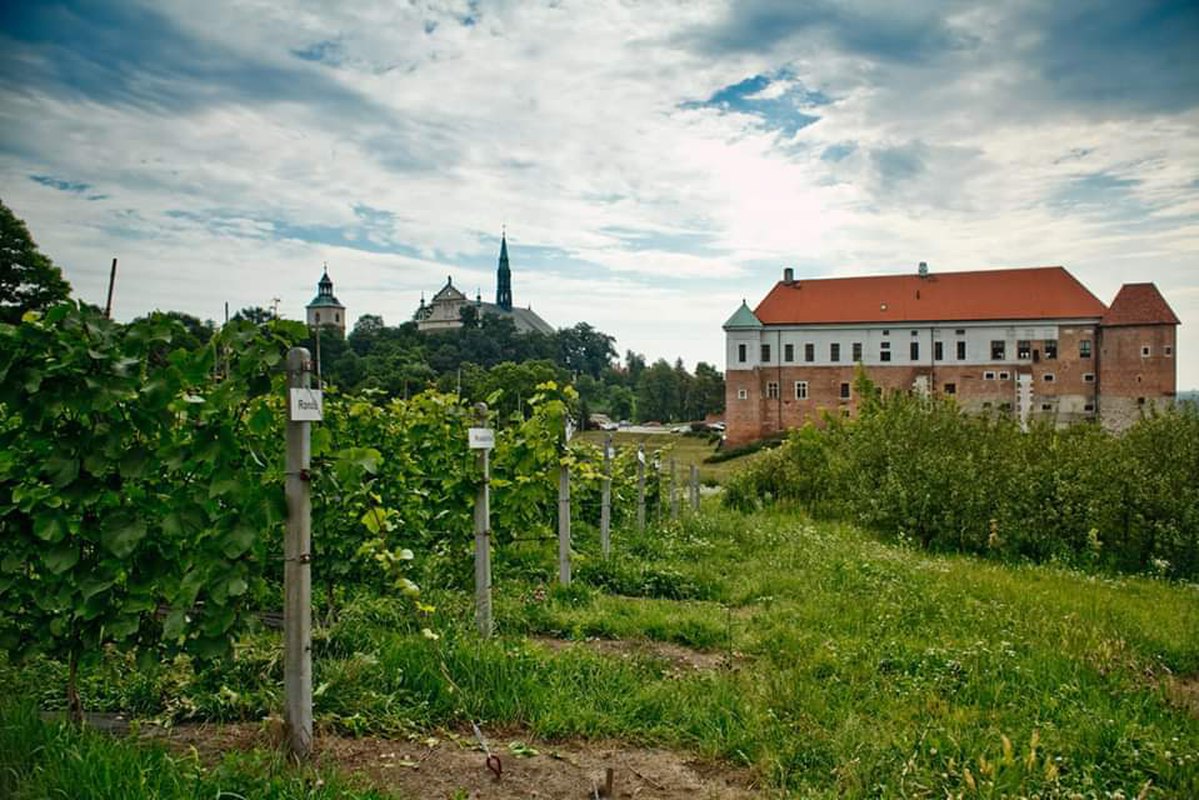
[1,0,1196,386]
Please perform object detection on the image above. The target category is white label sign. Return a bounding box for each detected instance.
[637,449,646,465]
[606,445,615,460]
[468,427,495,450]
[289,388,323,421]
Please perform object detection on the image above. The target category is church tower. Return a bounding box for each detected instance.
[495,230,512,312]
[306,267,346,335]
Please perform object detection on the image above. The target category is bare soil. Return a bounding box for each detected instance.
[529,635,743,673]
[160,721,762,799]
[1166,674,1199,718]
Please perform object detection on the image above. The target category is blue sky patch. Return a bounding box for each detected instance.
[682,68,828,137]
[29,174,90,193]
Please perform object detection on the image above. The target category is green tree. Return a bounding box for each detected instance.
[0,200,71,323]
[233,306,275,325]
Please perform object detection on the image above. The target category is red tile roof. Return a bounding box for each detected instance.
[753,266,1109,325]
[1102,283,1180,326]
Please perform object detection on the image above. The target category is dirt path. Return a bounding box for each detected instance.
[529,635,742,672]
[162,722,761,799]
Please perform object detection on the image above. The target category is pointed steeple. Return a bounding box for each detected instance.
[496,228,512,312]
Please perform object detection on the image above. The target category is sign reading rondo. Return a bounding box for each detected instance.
[289,388,323,422]
[468,427,495,450]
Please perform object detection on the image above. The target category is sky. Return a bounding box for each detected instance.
[1,0,1197,386]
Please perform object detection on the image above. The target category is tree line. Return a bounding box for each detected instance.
[0,199,725,424]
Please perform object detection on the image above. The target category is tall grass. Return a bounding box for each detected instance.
[5,509,1195,797]
[0,703,391,799]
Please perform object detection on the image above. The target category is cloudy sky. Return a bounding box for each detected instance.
[2,0,1197,386]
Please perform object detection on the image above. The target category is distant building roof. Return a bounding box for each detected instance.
[723,300,763,330]
[478,301,554,335]
[1102,283,1180,327]
[432,277,467,303]
[753,266,1108,325]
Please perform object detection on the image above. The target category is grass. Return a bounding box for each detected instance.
[4,507,1198,797]
[0,703,393,799]
[575,429,761,484]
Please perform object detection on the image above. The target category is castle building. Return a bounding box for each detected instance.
[306,268,346,334]
[723,264,1179,446]
[414,232,553,335]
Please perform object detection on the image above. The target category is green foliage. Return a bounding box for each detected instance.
[0,200,72,323]
[0,303,304,712]
[724,390,1199,578]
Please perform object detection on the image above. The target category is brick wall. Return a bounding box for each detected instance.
[1099,324,1177,431]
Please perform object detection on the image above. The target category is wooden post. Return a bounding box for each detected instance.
[558,461,571,584]
[670,456,679,519]
[690,464,700,511]
[636,445,646,530]
[473,403,492,637]
[600,434,612,559]
[284,348,314,761]
[103,258,117,319]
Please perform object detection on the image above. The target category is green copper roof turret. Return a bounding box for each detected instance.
[723,299,762,330]
[496,230,512,312]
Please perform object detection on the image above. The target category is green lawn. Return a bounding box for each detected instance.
[575,429,759,484]
[4,508,1197,797]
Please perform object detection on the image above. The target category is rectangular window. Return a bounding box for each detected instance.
[1044,339,1058,359]
[1141,345,1151,357]
[991,340,1006,360]
[944,382,956,395]
[830,343,841,362]
[934,341,944,361]
[1165,345,1173,357]
[1041,403,1053,411]
[880,341,892,362]
[1043,373,1055,383]
[784,343,794,362]
[1079,339,1092,358]
[738,343,747,363]
[761,343,771,363]
[839,382,851,400]
[998,371,1010,381]
[852,342,863,362]
[1083,372,1095,383]
[910,342,920,361]
[999,402,1013,413]
[1017,340,1031,359]
[955,328,966,336]
[737,388,748,400]
[882,329,890,336]
[794,381,808,400]
[766,381,779,399]
[804,343,815,362]
[983,370,996,380]
[1084,402,1095,412]
[982,401,993,411]
[956,341,966,360]
[911,329,919,337]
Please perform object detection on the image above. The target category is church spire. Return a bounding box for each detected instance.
[495,228,512,312]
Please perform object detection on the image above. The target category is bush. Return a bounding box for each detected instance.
[723,391,1199,579]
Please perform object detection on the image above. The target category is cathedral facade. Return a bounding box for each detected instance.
[414,232,553,335]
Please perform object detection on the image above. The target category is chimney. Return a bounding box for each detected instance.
[783,267,795,284]
[918,261,929,278]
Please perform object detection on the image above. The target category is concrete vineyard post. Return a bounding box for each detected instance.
[670,456,679,519]
[636,445,646,530]
[600,434,612,559]
[472,403,492,637]
[690,464,700,511]
[558,461,571,584]
[284,348,314,761]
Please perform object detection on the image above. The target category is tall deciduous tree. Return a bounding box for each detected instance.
[0,200,71,323]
